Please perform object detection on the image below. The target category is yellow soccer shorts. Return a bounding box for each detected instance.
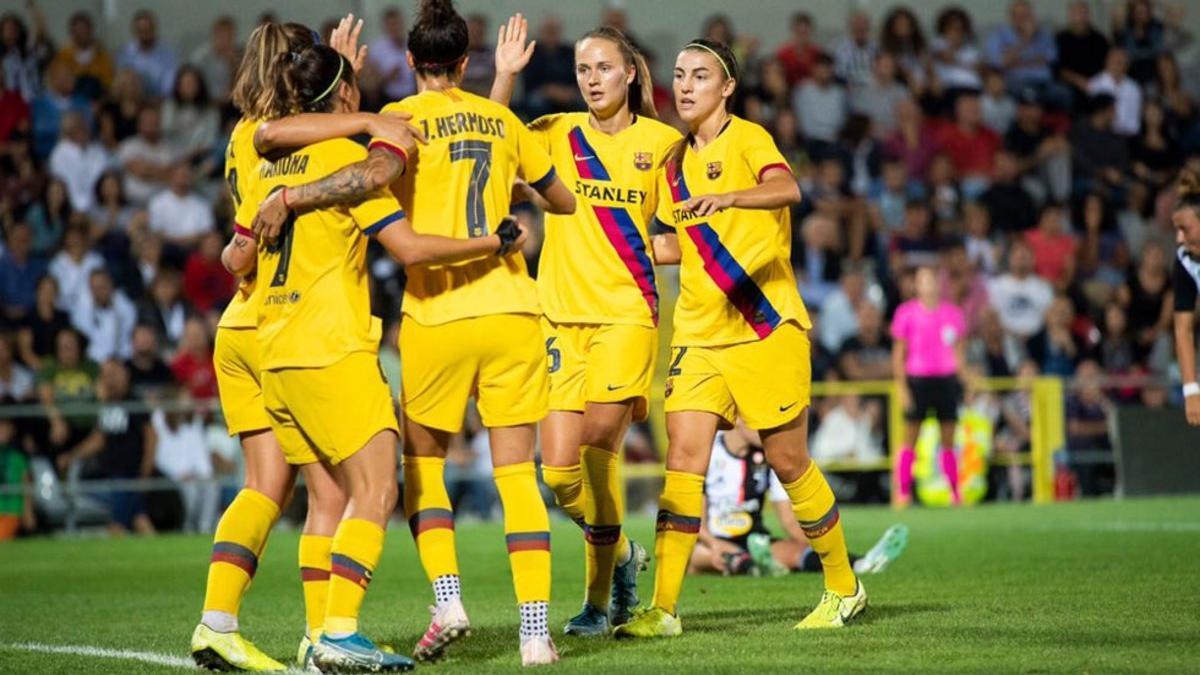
[214,327,271,437]
[664,320,811,430]
[261,351,400,465]
[541,318,657,421]
[400,313,548,432]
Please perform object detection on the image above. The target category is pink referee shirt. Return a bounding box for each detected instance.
[890,300,966,377]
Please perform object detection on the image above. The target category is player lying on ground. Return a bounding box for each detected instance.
[688,421,908,577]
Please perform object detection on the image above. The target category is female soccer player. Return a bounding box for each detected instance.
[251,1,575,665]
[491,24,682,635]
[891,264,968,506]
[613,39,864,639]
[192,18,430,671]
[1172,171,1200,426]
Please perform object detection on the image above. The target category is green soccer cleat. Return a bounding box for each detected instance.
[853,524,909,575]
[564,603,611,636]
[611,607,682,639]
[794,580,868,630]
[609,539,650,626]
[190,623,286,671]
[747,533,788,577]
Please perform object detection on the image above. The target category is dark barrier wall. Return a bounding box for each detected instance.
[1115,406,1200,497]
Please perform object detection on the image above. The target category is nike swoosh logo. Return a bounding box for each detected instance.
[779,402,798,412]
[607,384,623,391]
[574,154,595,161]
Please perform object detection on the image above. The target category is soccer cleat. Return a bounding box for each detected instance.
[793,580,868,630]
[297,635,319,672]
[611,607,682,639]
[190,623,286,672]
[520,635,559,666]
[313,632,414,672]
[412,598,471,662]
[853,524,909,575]
[747,533,788,577]
[563,603,610,636]
[609,539,649,626]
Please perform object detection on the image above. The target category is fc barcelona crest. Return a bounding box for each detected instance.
[634,152,652,171]
[706,161,723,179]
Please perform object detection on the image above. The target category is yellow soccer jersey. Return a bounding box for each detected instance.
[654,116,811,347]
[218,117,263,330]
[529,113,681,327]
[374,88,554,326]
[250,138,404,370]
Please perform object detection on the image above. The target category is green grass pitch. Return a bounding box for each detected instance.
[2,497,1199,673]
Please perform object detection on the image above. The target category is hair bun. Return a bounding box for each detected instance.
[1180,169,1200,199]
[417,0,457,24]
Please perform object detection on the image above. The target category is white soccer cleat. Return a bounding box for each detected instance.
[520,635,559,667]
[412,598,471,662]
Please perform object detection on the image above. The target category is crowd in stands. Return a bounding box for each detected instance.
[1,1,1198,534]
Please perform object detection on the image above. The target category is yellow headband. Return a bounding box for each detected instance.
[310,57,345,105]
[685,42,731,79]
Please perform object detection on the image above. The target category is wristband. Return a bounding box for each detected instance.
[280,187,291,210]
[495,216,520,256]
[1184,382,1200,398]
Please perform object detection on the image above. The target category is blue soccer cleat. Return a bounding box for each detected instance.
[564,603,610,636]
[609,539,650,627]
[313,632,414,673]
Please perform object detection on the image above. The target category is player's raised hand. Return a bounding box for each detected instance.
[330,14,369,73]
[367,112,428,156]
[683,193,735,218]
[253,189,289,244]
[495,13,535,76]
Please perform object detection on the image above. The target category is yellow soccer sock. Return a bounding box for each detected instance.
[580,446,624,610]
[298,534,332,641]
[539,463,586,529]
[782,463,857,596]
[402,455,460,583]
[324,519,384,637]
[494,462,551,604]
[650,471,704,615]
[202,489,279,620]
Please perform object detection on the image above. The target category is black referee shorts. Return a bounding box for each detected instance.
[905,375,962,423]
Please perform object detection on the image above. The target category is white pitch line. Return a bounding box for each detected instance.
[5,642,195,669]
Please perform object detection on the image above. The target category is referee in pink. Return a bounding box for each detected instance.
[890,265,968,506]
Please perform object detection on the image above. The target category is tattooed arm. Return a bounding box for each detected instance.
[221,230,258,277]
[252,147,406,242]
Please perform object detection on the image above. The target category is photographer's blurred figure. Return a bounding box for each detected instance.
[688,420,907,577]
[0,399,35,540]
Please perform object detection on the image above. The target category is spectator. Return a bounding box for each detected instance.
[116,105,174,206]
[1068,94,1130,199]
[1117,241,1172,364]
[868,159,912,237]
[987,240,1054,339]
[16,276,69,370]
[48,111,112,213]
[1005,89,1071,204]
[1,9,51,102]
[1088,48,1142,137]
[819,266,874,352]
[1153,53,1194,124]
[37,327,98,459]
[882,98,937,182]
[968,308,1022,376]
[936,91,1001,198]
[461,13,494,96]
[891,199,940,268]
[0,65,30,143]
[152,393,217,533]
[0,222,46,320]
[940,240,991,329]
[984,0,1057,96]
[930,6,981,92]
[963,201,998,275]
[1131,101,1180,194]
[775,12,821,88]
[147,163,214,251]
[1055,0,1109,104]
[64,360,155,535]
[793,52,846,153]
[137,270,188,349]
[1026,294,1081,376]
[980,150,1036,235]
[520,15,579,117]
[1112,0,1165,85]
[23,177,71,256]
[30,60,92,159]
[97,69,144,146]
[0,406,34,540]
[752,60,792,124]
[161,66,219,171]
[1024,203,1078,286]
[182,232,234,313]
[367,8,415,102]
[1098,302,1137,374]
[836,114,881,197]
[116,9,176,97]
[831,10,876,87]
[51,11,113,99]
[877,6,928,93]
[132,233,164,296]
[995,359,1038,499]
[1065,359,1114,495]
[838,303,893,381]
[88,169,139,236]
[980,68,1017,136]
[796,213,842,307]
[170,317,215,400]
[125,323,173,400]
[187,16,239,103]
[927,153,962,225]
[71,269,137,363]
[0,333,34,401]
[850,52,910,138]
[48,223,103,311]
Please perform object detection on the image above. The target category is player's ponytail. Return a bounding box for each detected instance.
[682,37,739,112]
[409,0,469,77]
[231,21,317,119]
[579,26,658,119]
[276,45,355,115]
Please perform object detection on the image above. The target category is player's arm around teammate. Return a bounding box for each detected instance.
[1171,171,1200,426]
